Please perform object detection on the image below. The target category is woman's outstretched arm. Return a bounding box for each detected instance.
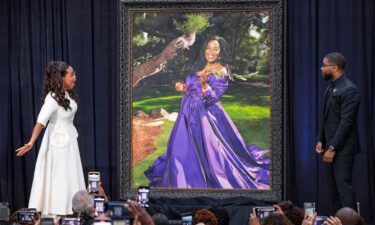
[15,123,44,156]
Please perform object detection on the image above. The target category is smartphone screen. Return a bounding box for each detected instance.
[41,217,54,225]
[181,213,193,225]
[137,186,150,208]
[108,201,131,219]
[255,206,275,219]
[61,217,81,225]
[94,197,106,216]
[303,202,316,217]
[88,172,100,194]
[17,212,36,222]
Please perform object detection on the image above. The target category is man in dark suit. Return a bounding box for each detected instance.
[316,52,361,212]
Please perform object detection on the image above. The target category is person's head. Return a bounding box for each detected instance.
[335,207,365,225]
[72,190,95,217]
[262,214,294,225]
[321,52,346,81]
[42,61,77,110]
[152,213,169,225]
[276,201,304,225]
[193,36,229,71]
[193,206,229,225]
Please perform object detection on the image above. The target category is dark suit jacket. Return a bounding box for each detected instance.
[317,75,361,156]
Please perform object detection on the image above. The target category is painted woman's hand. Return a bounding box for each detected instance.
[175,82,186,92]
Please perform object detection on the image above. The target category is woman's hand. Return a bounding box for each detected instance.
[302,212,317,225]
[15,142,34,156]
[175,82,186,92]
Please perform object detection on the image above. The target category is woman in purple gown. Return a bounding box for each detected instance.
[144,36,270,189]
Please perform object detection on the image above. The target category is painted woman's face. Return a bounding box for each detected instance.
[205,40,221,63]
[63,66,77,90]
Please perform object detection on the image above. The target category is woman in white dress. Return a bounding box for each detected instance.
[16,61,86,215]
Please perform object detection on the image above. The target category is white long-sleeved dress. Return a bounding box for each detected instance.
[28,92,85,215]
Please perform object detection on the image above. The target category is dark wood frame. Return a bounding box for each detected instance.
[118,0,285,202]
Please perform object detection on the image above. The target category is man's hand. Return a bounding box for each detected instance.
[315,142,324,154]
[98,182,109,203]
[323,150,336,163]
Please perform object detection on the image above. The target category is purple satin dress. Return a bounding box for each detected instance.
[144,71,270,189]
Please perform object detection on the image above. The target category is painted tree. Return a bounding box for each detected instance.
[132,13,210,87]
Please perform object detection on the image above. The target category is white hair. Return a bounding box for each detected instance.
[72,190,94,214]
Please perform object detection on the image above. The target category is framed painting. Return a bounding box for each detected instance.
[118,0,285,201]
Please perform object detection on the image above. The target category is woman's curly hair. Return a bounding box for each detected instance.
[193,209,218,225]
[42,61,77,110]
[193,206,229,225]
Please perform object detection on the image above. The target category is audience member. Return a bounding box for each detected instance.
[152,213,169,225]
[277,201,305,225]
[193,206,229,225]
[333,207,364,225]
[262,214,294,225]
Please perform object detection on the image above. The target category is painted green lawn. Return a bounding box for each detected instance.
[132,81,270,187]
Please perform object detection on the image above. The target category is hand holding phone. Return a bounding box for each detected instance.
[254,206,276,220]
[137,186,150,208]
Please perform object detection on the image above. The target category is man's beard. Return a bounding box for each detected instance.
[322,72,333,81]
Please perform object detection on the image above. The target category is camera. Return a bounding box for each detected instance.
[181,212,193,225]
[41,216,54,225]
[17,209,38,223]
[60,216,82,225]
[0,202,10,222]
[137,186,150,208]
[88,172,100,194]
[108,202,133,225]
[303,202,316,217]
[108,202,131,219]
[94,196,106,216]
[254,206,276,219]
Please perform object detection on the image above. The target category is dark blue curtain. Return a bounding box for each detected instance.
[286,0,375,222]
[0,0,118,211]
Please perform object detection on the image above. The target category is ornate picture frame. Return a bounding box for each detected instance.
[118,0,285,202]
